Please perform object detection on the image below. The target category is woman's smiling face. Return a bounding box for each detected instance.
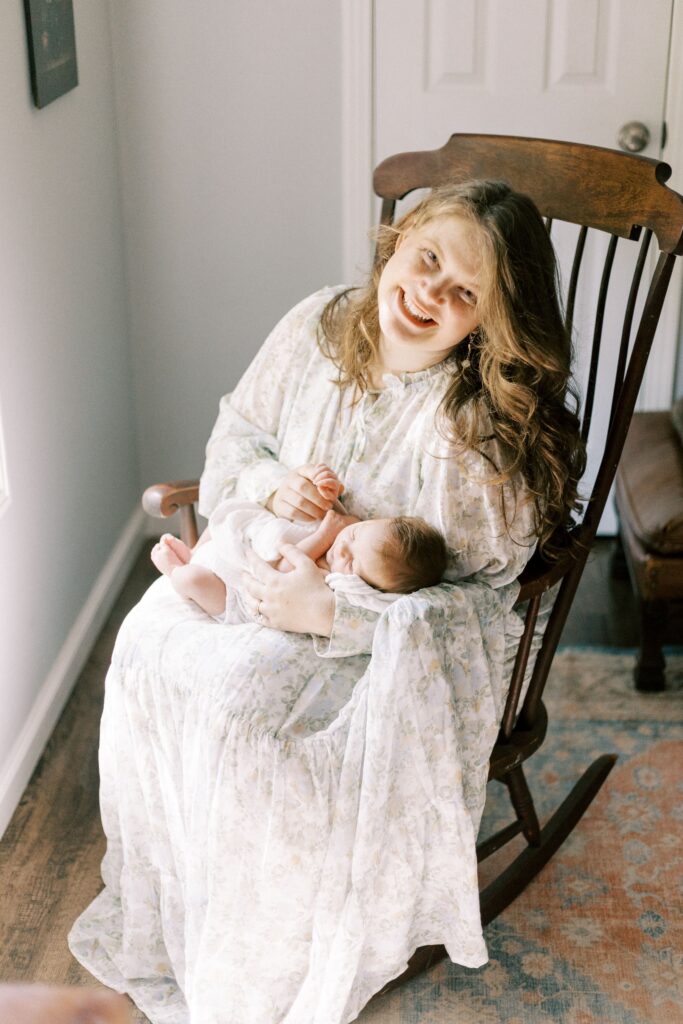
[376,214,483,372]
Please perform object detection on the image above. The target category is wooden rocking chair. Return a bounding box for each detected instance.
[143,135,683,995]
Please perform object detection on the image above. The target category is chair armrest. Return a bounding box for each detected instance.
[143,480,200,547]
[517,550,570,602]
[516,524,587,603]
[142,479,199,518]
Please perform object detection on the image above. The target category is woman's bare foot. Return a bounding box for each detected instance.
[151,534,192,576]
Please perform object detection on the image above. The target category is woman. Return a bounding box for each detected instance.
[69,181,583,1023]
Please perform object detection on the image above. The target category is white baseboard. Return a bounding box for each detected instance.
[0,505,146,840]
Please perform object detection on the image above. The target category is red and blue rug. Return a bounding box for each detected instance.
[361,648,683,1024]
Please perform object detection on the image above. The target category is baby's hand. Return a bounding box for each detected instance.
[322,509,356,529]
[315,509,359,547]
[310,463,344,502]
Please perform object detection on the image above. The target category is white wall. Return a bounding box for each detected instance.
[0,1,139,831]
[0,0,344,835]
[108,0,343,488]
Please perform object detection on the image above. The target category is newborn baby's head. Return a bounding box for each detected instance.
[326,516,447,593]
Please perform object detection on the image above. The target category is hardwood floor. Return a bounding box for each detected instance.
[0,541,157,1021]
[0,536,642,1019]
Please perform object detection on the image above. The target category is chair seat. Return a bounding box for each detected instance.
[618,509,683,601]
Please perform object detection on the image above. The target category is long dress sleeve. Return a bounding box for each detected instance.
[313,594,381,658]
[199,397,290,515]
[414,428,538,588]
[198,288,341,517]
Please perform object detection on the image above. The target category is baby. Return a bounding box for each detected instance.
[151,464,448,622]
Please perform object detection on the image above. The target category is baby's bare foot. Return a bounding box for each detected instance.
[151,534,191,576]
[162,533,193,564]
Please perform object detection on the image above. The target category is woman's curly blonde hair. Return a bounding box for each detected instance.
[318,180,586,560]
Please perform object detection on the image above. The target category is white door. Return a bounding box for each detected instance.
[367,0,676,532]
[375,0,672,159]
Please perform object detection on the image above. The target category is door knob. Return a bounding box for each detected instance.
[617,121,651,153]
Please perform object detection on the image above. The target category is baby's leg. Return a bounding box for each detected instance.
[169,564,227,618]
[152,532,226,616]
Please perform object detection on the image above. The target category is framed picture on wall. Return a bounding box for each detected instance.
[24,0,78,109]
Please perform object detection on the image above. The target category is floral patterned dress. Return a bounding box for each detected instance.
[68,287,537,1024]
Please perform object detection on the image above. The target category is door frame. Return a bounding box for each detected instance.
[342,0,683,410]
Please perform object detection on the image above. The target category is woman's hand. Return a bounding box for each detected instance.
[242,545,335,636]
[266,464,335,522]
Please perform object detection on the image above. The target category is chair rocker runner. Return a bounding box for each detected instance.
[143,135,683,998]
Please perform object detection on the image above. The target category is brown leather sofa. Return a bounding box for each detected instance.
[614,397,683,690]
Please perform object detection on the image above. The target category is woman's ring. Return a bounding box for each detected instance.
[257,600,264,622]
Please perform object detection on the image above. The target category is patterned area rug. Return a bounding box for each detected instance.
[359,648,683,1024]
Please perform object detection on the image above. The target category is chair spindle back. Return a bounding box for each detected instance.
[373,134,683,740]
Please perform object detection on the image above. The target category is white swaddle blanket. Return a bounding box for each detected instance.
[194,499,401,622]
